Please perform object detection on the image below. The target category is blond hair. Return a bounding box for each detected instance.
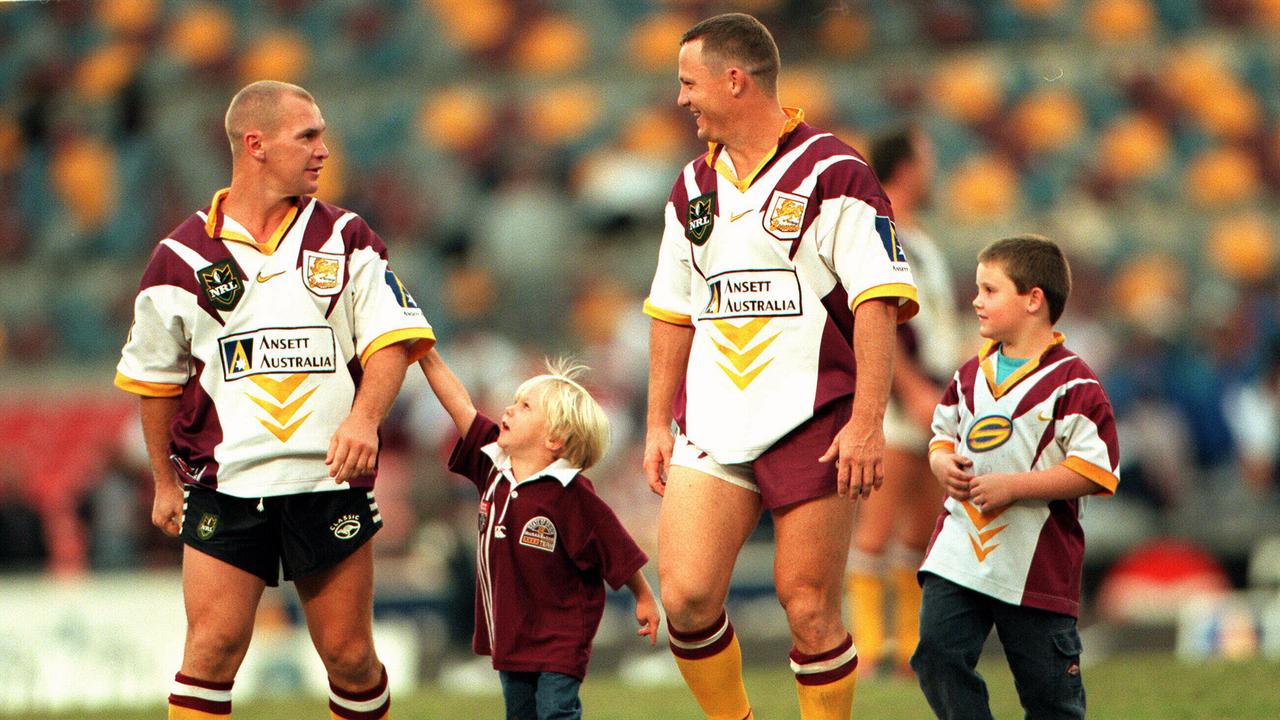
[224,80,315,158]
[513,359,610,469]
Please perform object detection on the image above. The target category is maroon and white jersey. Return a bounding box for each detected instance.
[644,109,918,464]
[921,335,1120,616]
[449,415,648,680]
[115,189,435,497]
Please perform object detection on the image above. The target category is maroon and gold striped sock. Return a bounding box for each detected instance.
[669,611,753,720]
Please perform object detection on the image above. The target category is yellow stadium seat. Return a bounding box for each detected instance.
[418,87,495,152]
[817,13,872,58]
[51,137,119,230]
[930,54,1003,123]
[1011,89,1084,154]
[1098,113,1169,182]
[165,3,235,68]
[0,117,23,174]
[95,0,160,37]
[74,42,143,99]
[1085,0,1156,42]
[238,31,311,85]
[514,15,589,75]
[1207,214,1275,283]
[945,154,1019,219]
[426,0,512,54]
[628,12,695,73]
[526,83,600,144]
[780,68,834,126]
[1185,147,1260,207]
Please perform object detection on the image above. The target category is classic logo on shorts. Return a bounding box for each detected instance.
[303,250,345,297]
[764,190,808,240]
[330,513,362,540]
[967,415,1013,452]
[686,192,715,245]
[518,516,557,552]
[197,258,245,311]
[196,513,219,540]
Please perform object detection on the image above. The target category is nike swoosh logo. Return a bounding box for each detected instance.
[730,210,751,222]
[1038,411,1054,422]
[256,269,287,283]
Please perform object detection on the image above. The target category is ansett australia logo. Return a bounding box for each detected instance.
[518,516,557,552]
[701,268,802,320]
[967,415,1013,452]
[219,326,338,381]
[197,259,245,311]
[330,514,362,540]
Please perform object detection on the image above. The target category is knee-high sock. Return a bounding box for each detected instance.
[791,634,858,720]
[846,551,885,668]
[890,550,924,668]
[329,665,390,720]
[169,672,232,719]
[669,611,753,720]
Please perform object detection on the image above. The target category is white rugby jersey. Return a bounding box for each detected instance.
[920,335,1120,616]
[644,110,918,464]
[116,189,435,498]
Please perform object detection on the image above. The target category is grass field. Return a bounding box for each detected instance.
[19,654,1280,719]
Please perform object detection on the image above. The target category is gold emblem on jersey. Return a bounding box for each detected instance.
[967,415,1013,452]
[247,373,316,443]
[711,317,777,390]
[519,516,557,552]
[764,190,808,240]
[303,250,345,297]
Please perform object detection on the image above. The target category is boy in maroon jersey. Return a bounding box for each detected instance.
[419,349,660,719]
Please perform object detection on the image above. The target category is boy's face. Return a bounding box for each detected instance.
[497,387,552,457]
[973,261,1029,342]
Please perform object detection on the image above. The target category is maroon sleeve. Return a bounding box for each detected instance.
[447,414,500,492]
[561,481,648,590]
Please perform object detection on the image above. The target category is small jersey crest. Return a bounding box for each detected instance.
[518,516,557,552]
[197,258,245,311]
[764,191,808,240]
[686,192,715,245]
[330,513,362,540]
[875,215,907,263]
[967,415,1013,452]
[478,500,491,533]
[303,250,345,296]
[196,512,219,540]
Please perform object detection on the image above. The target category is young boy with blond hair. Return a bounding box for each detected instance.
[419,349,660,720]
[912,235,1120,720]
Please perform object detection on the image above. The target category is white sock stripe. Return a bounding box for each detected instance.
[669,615,730,651]
[789,644,858,675]
[330,685,390,713]
[170,681,232,702]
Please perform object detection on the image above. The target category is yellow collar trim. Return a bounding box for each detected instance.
[979,332,1066,399]
[204,187,301,256]
[705,107,805,192]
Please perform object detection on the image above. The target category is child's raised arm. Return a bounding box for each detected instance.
[418,348,477,436]
[625,570,660,646]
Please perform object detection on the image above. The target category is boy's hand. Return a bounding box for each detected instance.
[930,451,974,501]
[635,594,660,646]
[968,473,1015,514]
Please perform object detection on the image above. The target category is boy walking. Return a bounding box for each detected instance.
[419,349,660,720]
[913,236,1120,720]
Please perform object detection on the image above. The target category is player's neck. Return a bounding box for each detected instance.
[722,103,790,178]
[509,448,559,483]
[222,176,296,244]
[998,324,1056,359]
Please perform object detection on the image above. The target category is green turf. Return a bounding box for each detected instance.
[16,654,1280,719]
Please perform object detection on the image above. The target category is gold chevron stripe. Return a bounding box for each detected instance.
[249,373,308,403]
[247,386,317,425]
[718,357,773,390]
[711,332,779,373]
[977,523,1008,544]
[712,317,771,349]
[968,534,999,562]
[961,500,1007,530]
[259,412,312,443]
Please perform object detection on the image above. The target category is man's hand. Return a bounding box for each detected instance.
[819,415,885,499]
[929,451,974,501]
[151,473,184,537]
[327,413,380,484]
[968,473,1015,514]
[642,427,674,496]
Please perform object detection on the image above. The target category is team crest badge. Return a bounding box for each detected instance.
[764,191,808,240]
[196,513,219,540]
[303,250,345,297]
[478,500,491,533]
[967,415,1013,452]
[518,516,557,552]
[197,259,244,311]
[686,192,715,245]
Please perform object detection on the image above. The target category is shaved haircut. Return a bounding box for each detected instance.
[224,80,315,158]
[681,13,781,95]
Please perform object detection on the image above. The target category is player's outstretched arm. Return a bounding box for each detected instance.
[625,569,661,646]
[417,348,477,437]
[328,342,410,483]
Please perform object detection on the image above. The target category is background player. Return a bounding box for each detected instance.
[115,81,435,720]
[643,13,917,720]
[846,127,960,677]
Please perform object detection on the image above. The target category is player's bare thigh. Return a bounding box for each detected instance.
[853,445,923,553]
[899,450,945,550]
[658,464,761,630]
[181,545,267,681]
[773,493,856,652]
[295,540,381,687]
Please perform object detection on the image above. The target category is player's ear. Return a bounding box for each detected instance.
[244,130,266,161]
[544,434,564,455]
[1026,286,1046,316]
[727,66,749,97]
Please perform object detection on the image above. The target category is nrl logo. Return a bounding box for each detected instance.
[685,192,715,246]
[197,259,244,311]
[196,513,219,540]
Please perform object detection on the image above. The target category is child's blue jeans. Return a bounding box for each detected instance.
[911,572,1086,719]
[499,670,582,720]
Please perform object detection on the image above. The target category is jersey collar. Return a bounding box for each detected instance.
[705,106,805,192]
[480,442,580,487]
[979,332,1066,399]
[204,187,304,255]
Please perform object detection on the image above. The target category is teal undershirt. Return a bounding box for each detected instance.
[994,345,1030,384]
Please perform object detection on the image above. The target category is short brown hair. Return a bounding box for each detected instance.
[681,13,780,95]
[978,235,1072,323]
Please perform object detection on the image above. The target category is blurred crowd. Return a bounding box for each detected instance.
[1,0,1279,600]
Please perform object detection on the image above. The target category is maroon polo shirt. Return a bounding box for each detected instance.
[448,414,648,680]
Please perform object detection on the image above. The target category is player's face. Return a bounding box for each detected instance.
[497,388,552,458]
[677,39,730,143]
[263,95,329,197]
[973,261,1026,342]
